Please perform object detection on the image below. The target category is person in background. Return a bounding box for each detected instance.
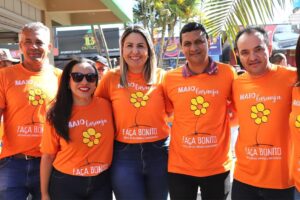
[40,58,114,200]
[270,52,288,67]
[233,65,246,76]
[0,22,61,199]
[232,26,296,200]
[165,67,173,71]
[110,58,118,68]
[0,48,19,68]
[163,22,235,200]
[290,36,300,200]
[0,48,19,152]
[95,25,170,200]
[92,55,110,78]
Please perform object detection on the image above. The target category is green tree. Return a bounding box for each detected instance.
[133,0,156,39]
[133,0,200,67]
[200,0,290,46]
[155,0,200,67]
[133,0,291,67]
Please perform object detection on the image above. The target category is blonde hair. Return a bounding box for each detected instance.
[119,25,157,87]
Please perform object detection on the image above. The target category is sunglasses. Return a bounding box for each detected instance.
[70,72,98,83]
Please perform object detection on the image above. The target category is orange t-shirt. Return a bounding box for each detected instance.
[163,63,235,177]
[290,86,300,190]
[94,68,169,143]
[0,64,61,158]
[41,97,114,176]
[233,65,296,189]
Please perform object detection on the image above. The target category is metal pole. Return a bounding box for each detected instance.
[97,25,112,69]
[91,25,102,55]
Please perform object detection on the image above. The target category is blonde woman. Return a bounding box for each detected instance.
[95,25,170,200]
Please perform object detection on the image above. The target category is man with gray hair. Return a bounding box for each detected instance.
[0,22,61,199]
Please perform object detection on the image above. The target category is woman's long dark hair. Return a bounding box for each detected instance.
[296,35,300,87]
[47,57,98,142]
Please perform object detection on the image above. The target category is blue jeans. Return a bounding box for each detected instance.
[295,188,300,200]
[49,168,112,200]
[231,179,294,200]
[0,156,41,200]
[111,138,169,200]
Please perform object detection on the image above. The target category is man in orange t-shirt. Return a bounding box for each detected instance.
[232,26,296,200]
[0,22,61,200]
[163,22,236,200]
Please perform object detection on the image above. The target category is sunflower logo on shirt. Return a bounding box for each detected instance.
[130,91,149,108]
[82,128,101,147]
[190,95,209,116]
[28,88,47,106]
[250,102,271,125]
[250,102,272,147]
[128,91,151,128]
[190,95,210,135]
[25,87,47,125]
[295,115,300,128]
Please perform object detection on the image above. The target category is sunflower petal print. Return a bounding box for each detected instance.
[28,88,47,106]
[82,128,101,147]
[130,91,149,108]
[295,115,300,128]
[250,102,271,125]
[190,95,209,116]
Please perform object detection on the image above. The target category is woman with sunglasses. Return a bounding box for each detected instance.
[40,57,114,200]
[95,25,170,200]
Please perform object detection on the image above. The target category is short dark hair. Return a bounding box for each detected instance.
[270,53,286,64]
[234,26,269,51]
[180,22,209,44]
[47,57,98,142]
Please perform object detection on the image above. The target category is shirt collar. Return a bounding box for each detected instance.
[182,56,218,77]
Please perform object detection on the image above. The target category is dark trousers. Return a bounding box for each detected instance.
[231,179,294,200]
[168,171,230,200]
[49,168,112,200]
